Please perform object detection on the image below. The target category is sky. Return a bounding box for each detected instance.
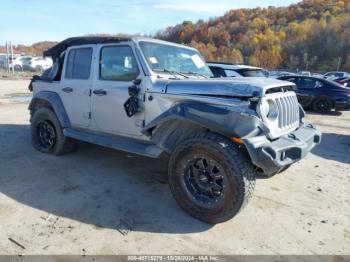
[0,0,299,45]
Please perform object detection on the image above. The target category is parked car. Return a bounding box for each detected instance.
[278,75,350,113]
[29,37,321,223]
[9,56,32,71]
[311,73,323,78]
[323,71,349,79]
[27,57,52,73]
[268,70,296,78]
[207,62,266,77]
[299,71,311,76]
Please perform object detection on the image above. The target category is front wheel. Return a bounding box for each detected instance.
[168,133,256,224]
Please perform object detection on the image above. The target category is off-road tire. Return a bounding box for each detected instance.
[312,97,332,113]
[31,107,76,155]
[168,132,256,224]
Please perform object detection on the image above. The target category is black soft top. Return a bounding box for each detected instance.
[43,36,131,59]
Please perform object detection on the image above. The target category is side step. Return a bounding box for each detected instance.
[63,128,163,158]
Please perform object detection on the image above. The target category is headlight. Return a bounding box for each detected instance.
[266,99,279,121]
[259,99,279,121]
[259,99,270,117]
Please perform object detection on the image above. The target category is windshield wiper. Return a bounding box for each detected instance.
[181,71,210,79]
[155,69,189,79]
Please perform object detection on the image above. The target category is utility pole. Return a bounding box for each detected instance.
[336,57,342,72]
[11,42,14,74]
[6,42,9,73]
[5,41,14,74]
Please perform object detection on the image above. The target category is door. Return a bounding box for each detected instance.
[60,46,94,128]
[296,77,323,107]
[92,44,144,137]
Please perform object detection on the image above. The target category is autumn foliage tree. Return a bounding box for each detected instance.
[157,0,350,71]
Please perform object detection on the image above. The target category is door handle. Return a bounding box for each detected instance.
[62,87,73,93]
[93,89,107,96]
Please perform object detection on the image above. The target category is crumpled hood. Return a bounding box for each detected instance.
[154,77,295,97]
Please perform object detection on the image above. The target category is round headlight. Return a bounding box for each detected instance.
[259,99,279,121]
[266,99,279,121]
[260,99,270,118]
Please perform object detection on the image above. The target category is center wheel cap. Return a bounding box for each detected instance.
[199,174,208,182]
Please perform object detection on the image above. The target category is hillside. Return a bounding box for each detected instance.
[157,0,350,71]
[2,0,350,72]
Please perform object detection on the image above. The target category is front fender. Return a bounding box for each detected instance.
[143,102,268,139]
[29,91,70,128]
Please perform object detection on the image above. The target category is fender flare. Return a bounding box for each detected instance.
[29,91,70,128]
[143,102,268,139]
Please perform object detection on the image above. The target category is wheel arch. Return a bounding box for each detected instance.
[312,95,334,110]
[29,91,70,128]
[143,102,266,153]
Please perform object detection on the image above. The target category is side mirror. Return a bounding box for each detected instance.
[124,97,139,117]
[124,79,142,117]
[128,85,139,96]
[133,78,142,85]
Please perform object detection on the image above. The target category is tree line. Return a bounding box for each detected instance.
[156,0,350,72]
[3,0,350,72]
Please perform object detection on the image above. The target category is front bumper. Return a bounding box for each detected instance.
[244,123,321,175]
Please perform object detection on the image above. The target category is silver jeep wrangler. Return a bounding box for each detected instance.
[29,37,321,223]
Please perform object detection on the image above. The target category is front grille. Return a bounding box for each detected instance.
[259,91,300,139]
[275,95,299,129]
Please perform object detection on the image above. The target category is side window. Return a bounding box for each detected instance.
[335,73,343,77]
[65,48,92,79]
[100,46,139,81]
[210,67,226,78]
[224,69,241,77]
[299,78,316,88]
[284,77,296,82]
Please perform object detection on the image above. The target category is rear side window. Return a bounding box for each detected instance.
[283,77,297,82]
[100,46,139,81]
[239,69,265,77]
[210,66,226,78]
[224,69,242,77]
[65,48,92,79]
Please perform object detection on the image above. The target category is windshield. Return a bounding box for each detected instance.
[139,41,213,78]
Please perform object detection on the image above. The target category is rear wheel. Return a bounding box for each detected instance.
[168,132,256,224]
[31,108,76,155]
[312,97,332,113]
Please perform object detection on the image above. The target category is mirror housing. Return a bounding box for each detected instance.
[124,78,142,117]
[133,78,142,85]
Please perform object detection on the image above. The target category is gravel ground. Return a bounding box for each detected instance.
[0,79,349,255]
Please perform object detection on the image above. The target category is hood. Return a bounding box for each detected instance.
[153,77,295,97]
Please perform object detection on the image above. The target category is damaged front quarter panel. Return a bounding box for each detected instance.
[143,100,269,144]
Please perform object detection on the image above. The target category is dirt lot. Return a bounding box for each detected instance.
[0,79,349,255]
